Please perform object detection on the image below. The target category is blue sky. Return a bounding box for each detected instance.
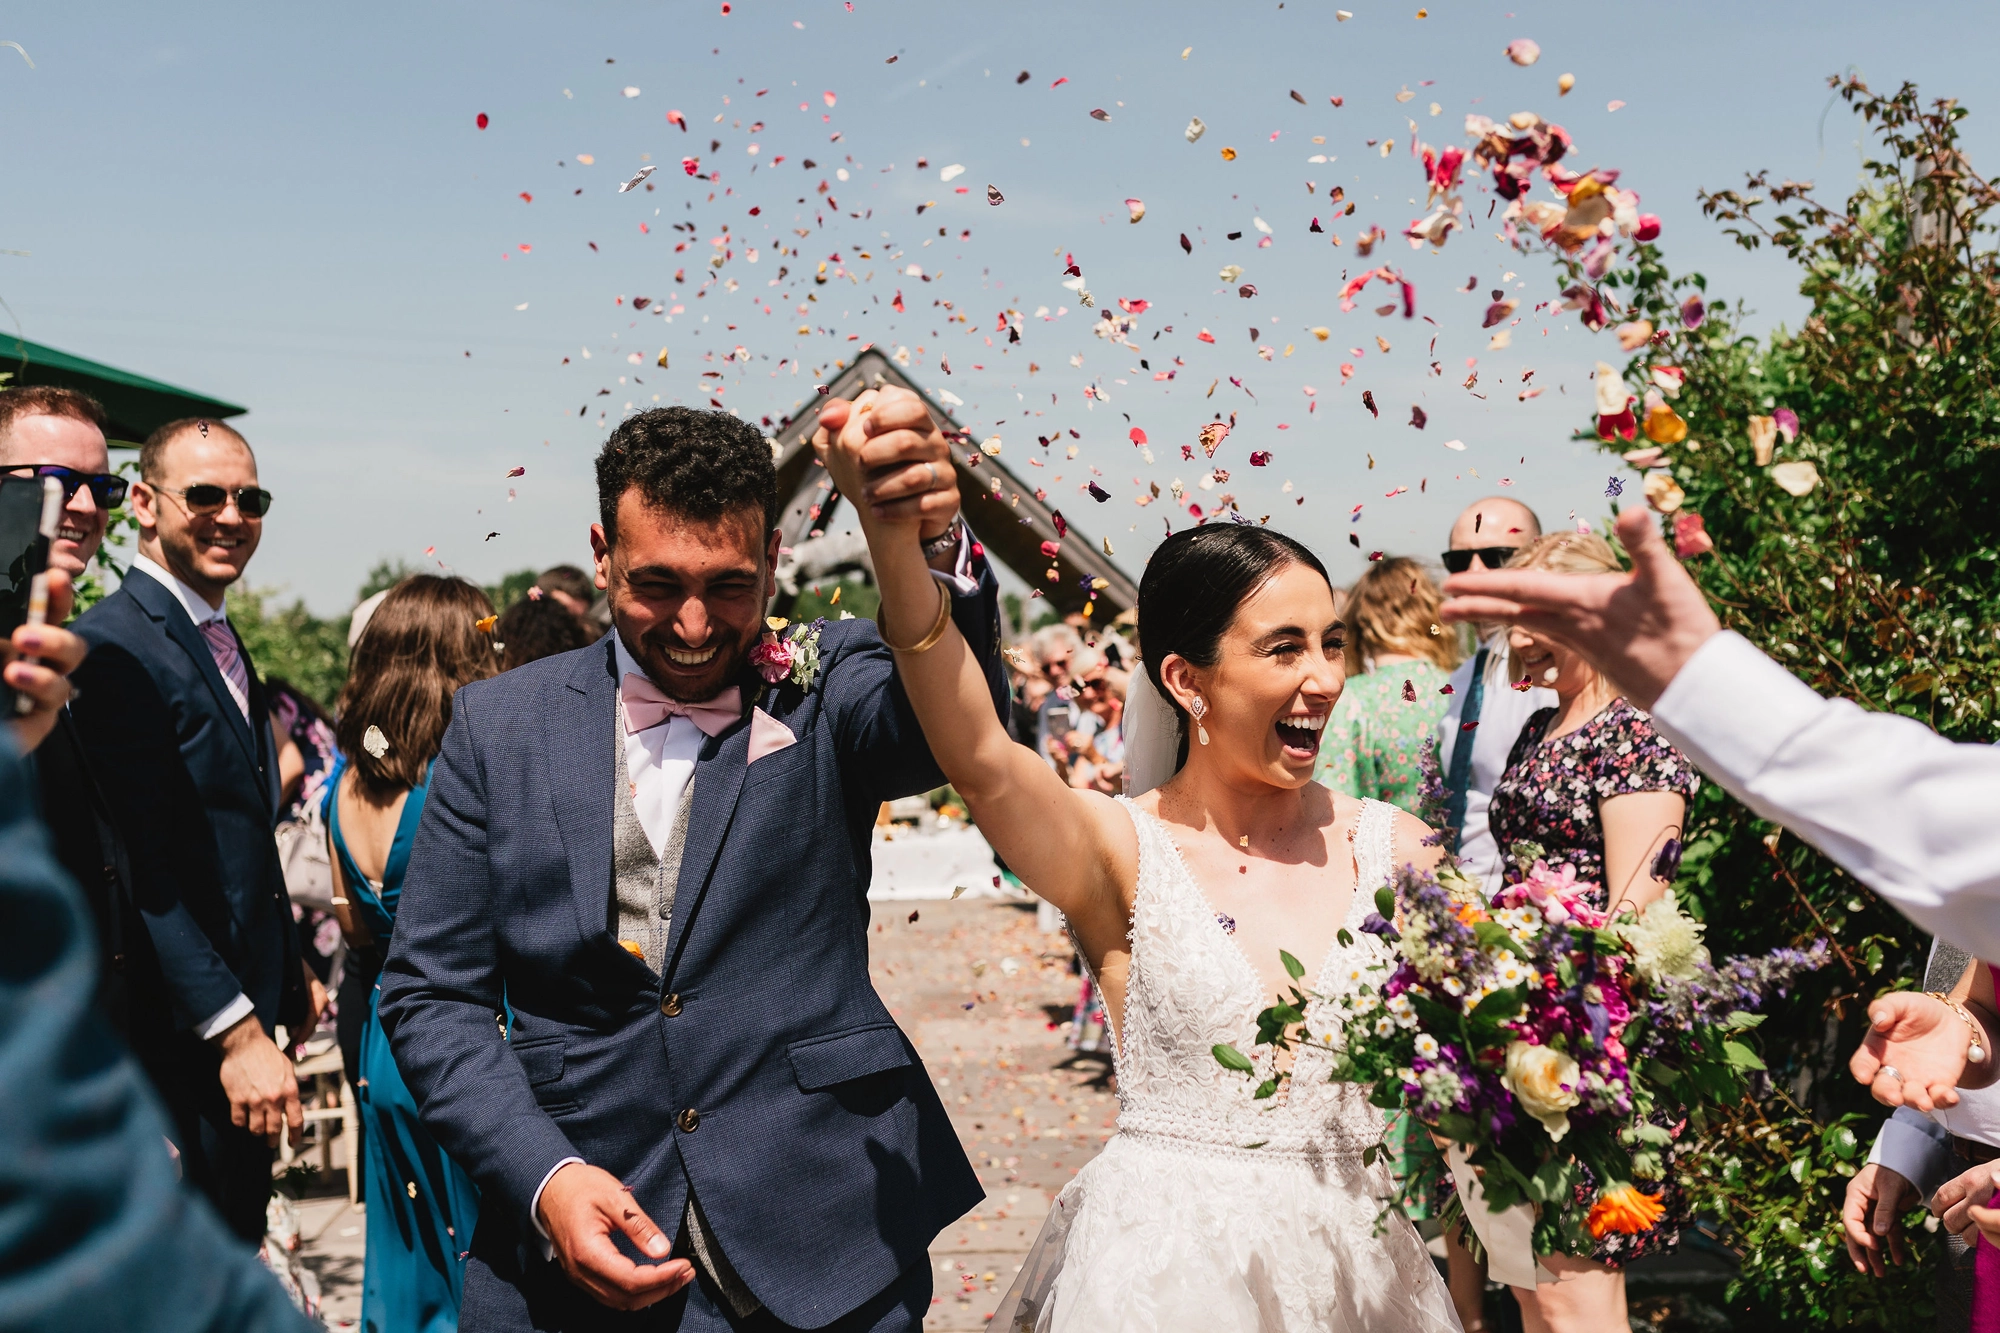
[3,1,1995,614]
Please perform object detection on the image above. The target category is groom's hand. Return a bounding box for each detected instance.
[813,386,960,540]
[538,1162,694,1310]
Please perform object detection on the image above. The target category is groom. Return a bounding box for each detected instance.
[379,391,1002,1330]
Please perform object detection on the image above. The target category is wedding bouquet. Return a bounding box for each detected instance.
[1220,851,1825,1266]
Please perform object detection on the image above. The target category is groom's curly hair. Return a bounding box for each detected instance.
[595,406,779,544]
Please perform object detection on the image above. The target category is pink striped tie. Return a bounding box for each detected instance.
[198,619,251,720]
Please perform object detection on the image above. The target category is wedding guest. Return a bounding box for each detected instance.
[498,593,595,671]
[0,735,314,1333]
[0,386,142,1032]
[329,575,496,1333]
[69,417,322,1243]
[536,563,606,631]
[1031,623,1085,761]
[1315,556,1461,815]
[1481,530,1701,1331]
[1433,497,1553,893]
[1054,645,1125,795]
[1436,508,2000,1144]
[1844,938,2000,1329]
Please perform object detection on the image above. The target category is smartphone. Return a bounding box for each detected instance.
[0,476,54,714]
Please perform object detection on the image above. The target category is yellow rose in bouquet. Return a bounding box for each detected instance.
[1502,1041,1581,1143]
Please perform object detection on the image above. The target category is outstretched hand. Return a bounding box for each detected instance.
[812,386,960,541]
[1849,992,1970,1114]
[1438,506,1720,710]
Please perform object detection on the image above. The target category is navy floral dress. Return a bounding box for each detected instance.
[1488,698,1701,911]
[1488,695,1701,1266]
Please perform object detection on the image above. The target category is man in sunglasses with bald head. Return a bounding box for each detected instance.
[70,415,321,1245]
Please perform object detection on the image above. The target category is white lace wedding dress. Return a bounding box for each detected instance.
[995,797,1461,1333]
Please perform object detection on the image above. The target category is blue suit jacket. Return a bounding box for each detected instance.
[379,574,1005,1328]
[69,572,303,1037]
[0,736,311,1332]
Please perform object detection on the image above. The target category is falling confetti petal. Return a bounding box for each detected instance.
[1674,512,1714,558]
[1185,116,1207,143]
[986,184,1004,205]
[1505,38,1541,66]
[1770,462,1821,496]
[940,163,965,181]
[476,112,489,129]
[1219,146,1237,161]
[617,165,657,193]
[1089,108,1112,121]
[505,466,526,478]
[1558,73,1576,96]
[1607,99,1626,112]
[823,91,837,107]
[1125,197,1146,223]
[622,86,642,98]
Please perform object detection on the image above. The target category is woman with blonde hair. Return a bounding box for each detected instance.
[1314,556,1461,814]
[327,575,499,1333]
[1485,530,1702,1333]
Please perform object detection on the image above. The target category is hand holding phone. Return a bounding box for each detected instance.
[1,477,87,753]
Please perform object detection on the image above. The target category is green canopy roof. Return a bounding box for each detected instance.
[0,335,245,447]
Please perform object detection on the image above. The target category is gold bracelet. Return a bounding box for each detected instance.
[883,581,952,654]
[1928,991,1990,1065]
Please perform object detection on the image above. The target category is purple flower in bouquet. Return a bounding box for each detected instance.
[749,630,797,683]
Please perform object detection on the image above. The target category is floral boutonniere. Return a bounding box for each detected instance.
[751,615,825,692]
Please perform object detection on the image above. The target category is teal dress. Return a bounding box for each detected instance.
[328,761,480,1333]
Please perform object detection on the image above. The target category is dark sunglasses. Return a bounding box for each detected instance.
[1440,546,1522,574]
[4,464,128,508]
[167,483,274,519]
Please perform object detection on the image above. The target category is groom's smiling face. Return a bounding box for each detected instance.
[591,490,780,702]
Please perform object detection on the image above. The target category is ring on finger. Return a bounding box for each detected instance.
[925,462,939,490]
[1879,1065,1905,1084]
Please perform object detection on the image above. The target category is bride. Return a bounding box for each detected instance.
[820,395,1461,1332]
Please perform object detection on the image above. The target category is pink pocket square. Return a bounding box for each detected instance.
[747,707,798,764]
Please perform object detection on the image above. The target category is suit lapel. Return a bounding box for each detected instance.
[550,640,620,947]
[124,573,259,769]
[661,709,752,981]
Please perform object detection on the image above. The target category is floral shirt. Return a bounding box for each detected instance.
[1314,660,1452,816]
[1487,697,1700,908]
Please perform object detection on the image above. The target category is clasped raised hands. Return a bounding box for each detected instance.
[812,386,961,542]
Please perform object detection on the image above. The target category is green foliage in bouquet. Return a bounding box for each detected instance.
[1540,74,1995,1323]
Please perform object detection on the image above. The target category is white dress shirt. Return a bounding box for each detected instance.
[611,636,705,856]
[1435,637,1557,896]
[1651,631,2000,964]
[127,555,258,1042]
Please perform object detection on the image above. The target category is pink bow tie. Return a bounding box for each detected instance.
[619,673,743,737]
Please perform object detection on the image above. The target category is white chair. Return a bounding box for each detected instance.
[283,1041,360,1206]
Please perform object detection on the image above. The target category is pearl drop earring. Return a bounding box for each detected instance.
[1190,695,1211,746]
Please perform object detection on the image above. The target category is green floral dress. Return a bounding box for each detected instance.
[1314,660,1453,815]
[1314,659,1454,1219]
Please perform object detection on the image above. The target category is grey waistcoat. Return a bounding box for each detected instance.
[608,713,759,1318]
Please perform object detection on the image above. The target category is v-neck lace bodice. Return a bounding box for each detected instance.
[998,796,1459,1333]
[1102,797,1400,1160]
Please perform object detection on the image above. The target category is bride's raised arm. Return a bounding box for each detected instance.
[816,392,1133,926]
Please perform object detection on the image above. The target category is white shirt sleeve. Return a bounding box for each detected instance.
[929,522,979,597]
[1650,631,2000,962]
[195,992,256,1041]
[529,1156,587,1259]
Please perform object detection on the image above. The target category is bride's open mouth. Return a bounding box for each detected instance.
[1274,712,1327,762]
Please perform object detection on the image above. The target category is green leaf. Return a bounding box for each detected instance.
[1723,1011,1767,1031]
[1280,950,1306,981]
[1723,1040,1768,1071]
[1472,920,1529,960]
[1469,986,1526,1022]
[1433,1111,1481,1144]
[1375,886,1397,920]
[1252,1078,1279,1101]
[1212,1043,1256,1073]
[1336,928,1354,949]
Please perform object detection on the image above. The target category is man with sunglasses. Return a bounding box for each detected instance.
[1433,496,1556,897]
[68,415,319,1245]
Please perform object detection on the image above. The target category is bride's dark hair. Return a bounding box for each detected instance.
[1138,524,1333,759]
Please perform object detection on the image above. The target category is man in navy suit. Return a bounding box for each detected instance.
[380,390,1000,1330]
[69,417,324,1242]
